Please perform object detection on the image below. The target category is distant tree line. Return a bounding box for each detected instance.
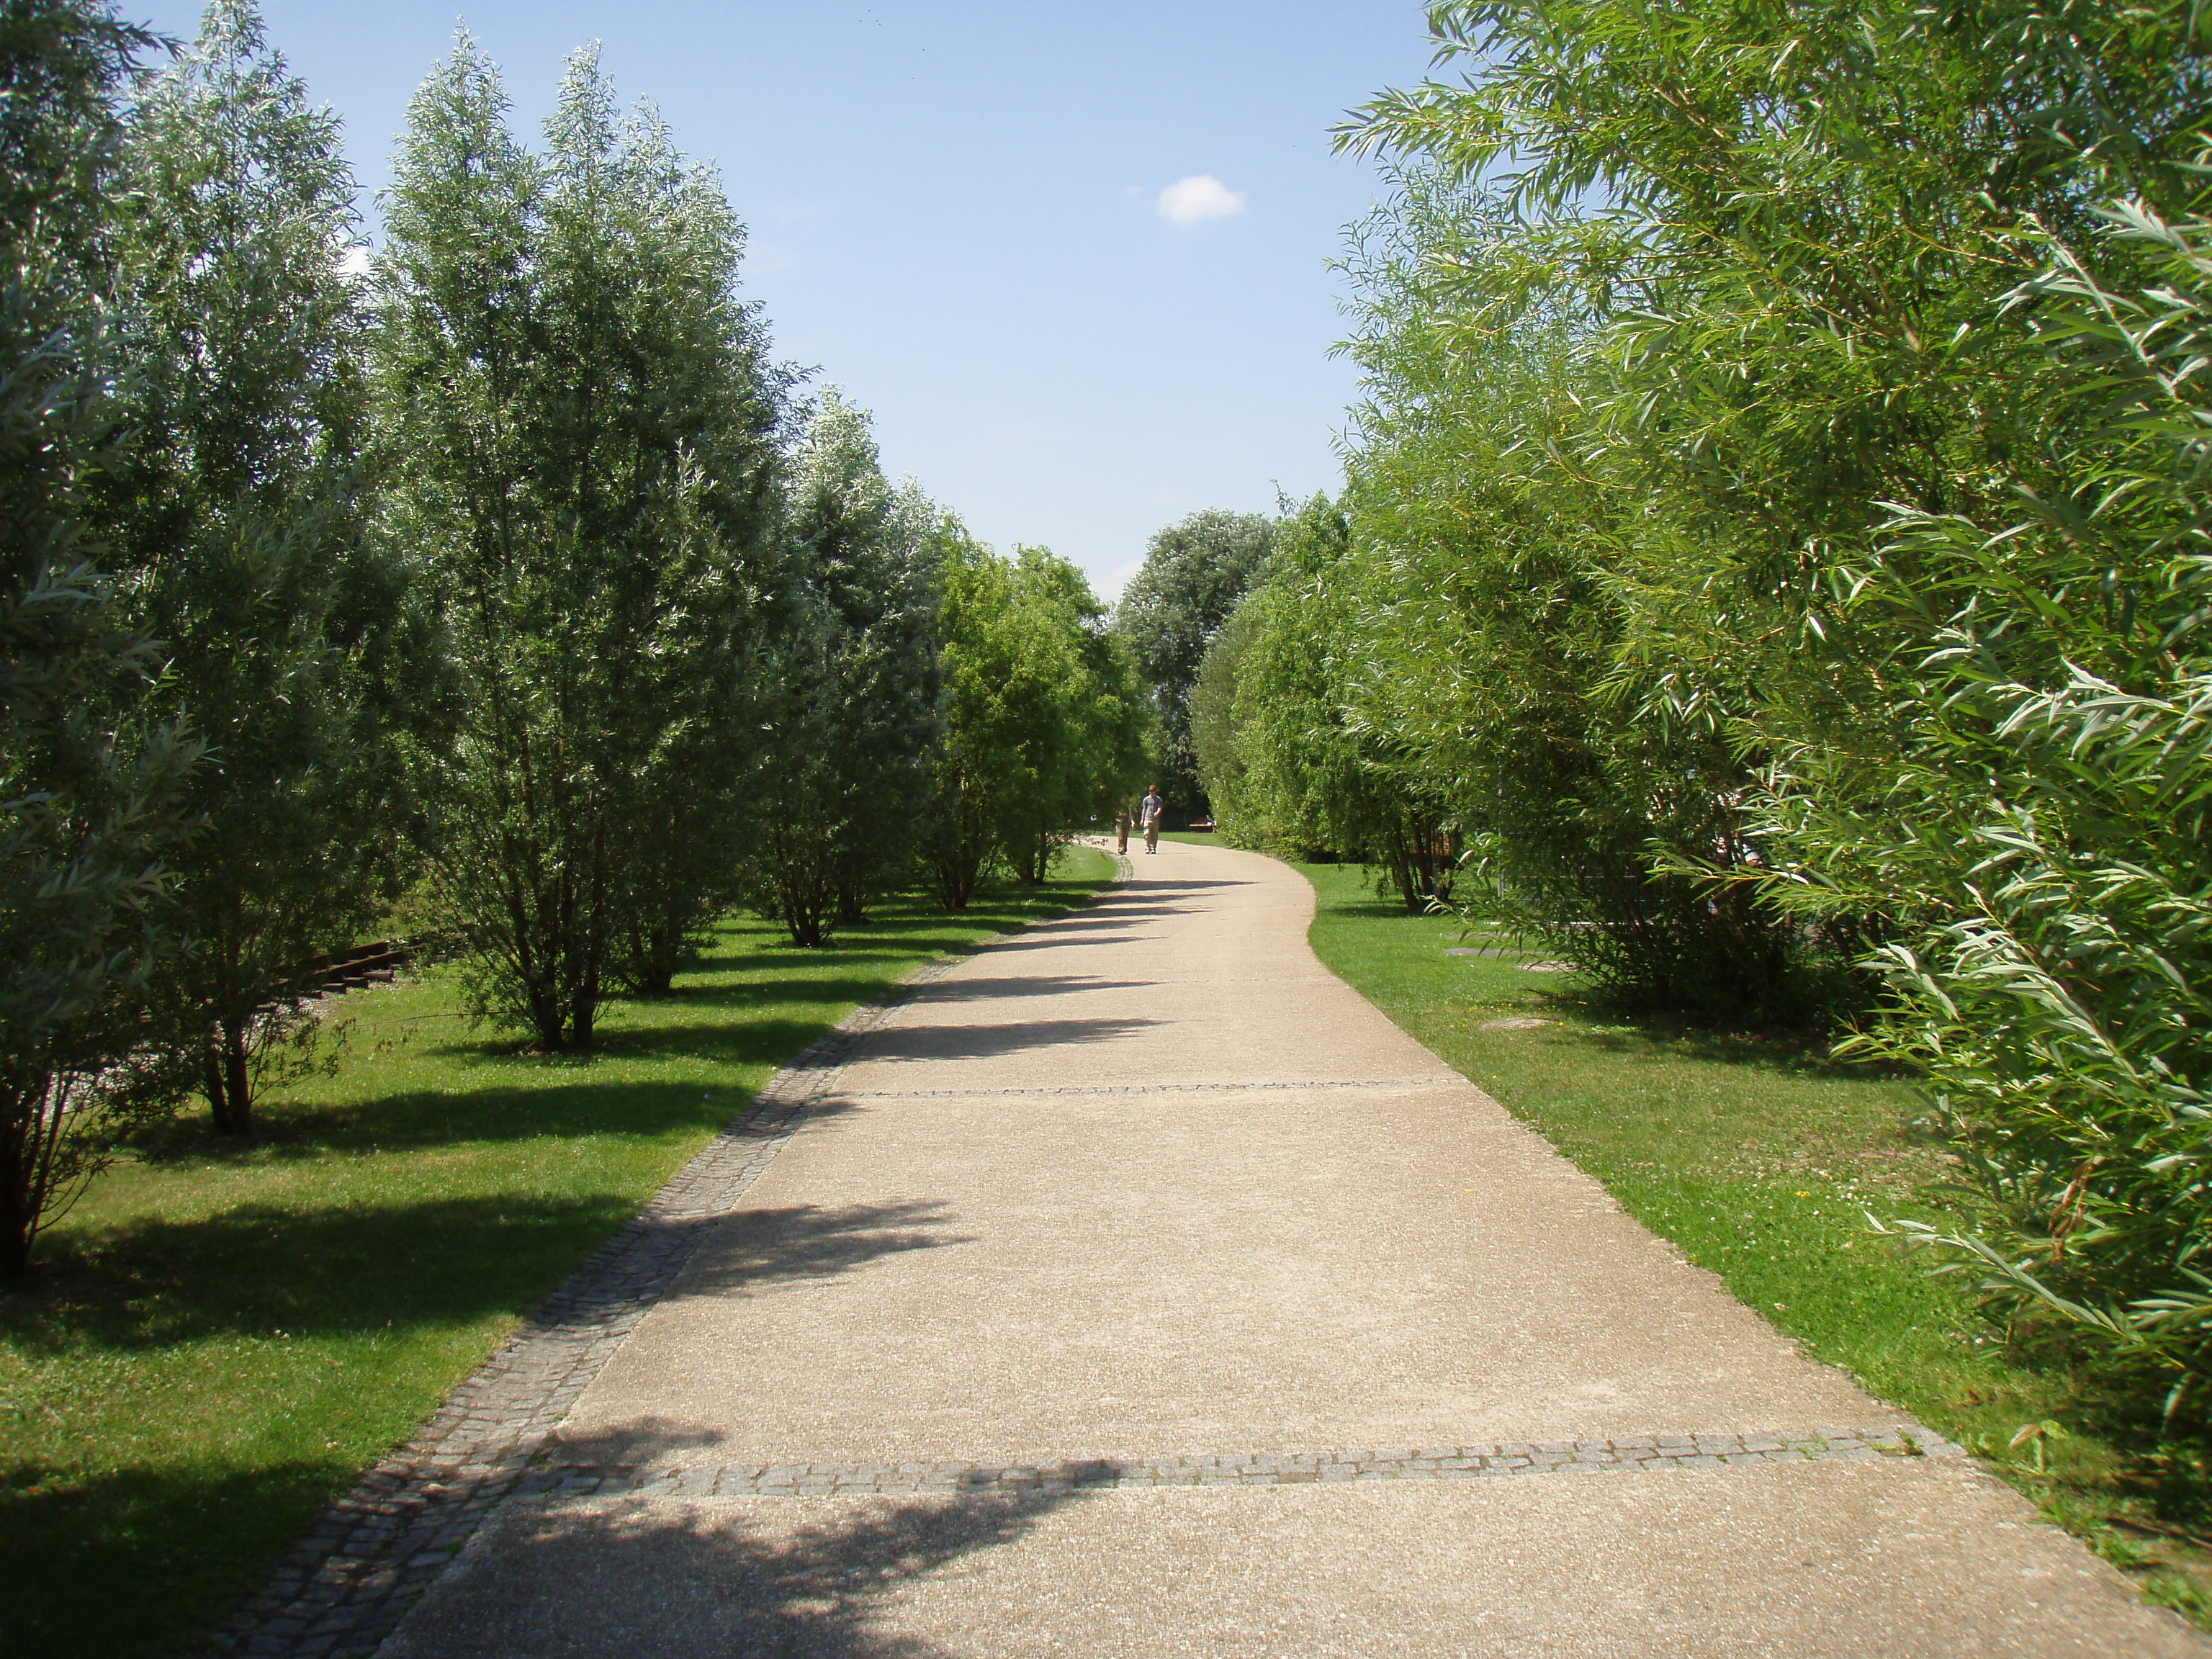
[0,0,1146,1274]
[1173,1,2212,1420]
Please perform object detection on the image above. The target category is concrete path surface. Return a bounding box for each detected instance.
[386,840,2206,1657]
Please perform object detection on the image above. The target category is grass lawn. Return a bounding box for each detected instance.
[0,850,1114,1659]
[1240,844,2212,1622]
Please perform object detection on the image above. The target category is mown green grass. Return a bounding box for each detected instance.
[1285,853,2212,1622]
[0,852,1114,1659]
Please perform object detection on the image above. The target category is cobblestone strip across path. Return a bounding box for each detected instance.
[206,956,970,1659]
[541,1424,1966,1499]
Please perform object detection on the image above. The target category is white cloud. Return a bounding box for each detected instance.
[1156,174,1246,227]
[338,243,372,276]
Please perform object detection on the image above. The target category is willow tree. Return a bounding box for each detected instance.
[1344,0,2212,1394]
[1115,508,1274,820]
[922,516,1019,909]
[378,39,783,1041]
[997,547,1148,885]
[96,0,418,1133]
[1195,494,1457,914]
[0,0,199,1272]
[737,390,939,946]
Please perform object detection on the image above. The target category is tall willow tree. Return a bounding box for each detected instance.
[924,516,1020,909]
[995,546,1148,884]
[737,390,938,946]
[923,531,1148,902]
[0,0,199,1272]
[1342,0,2212,1396]
[1115,508,1274,819]
[99,0,415,1134]
[1197,494,1457,912]
[378,39,783,1043]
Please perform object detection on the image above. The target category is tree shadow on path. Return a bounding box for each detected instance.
[390,1485,1084,1659]
[675,1202,974,1301]
[850,1017,1161,1065]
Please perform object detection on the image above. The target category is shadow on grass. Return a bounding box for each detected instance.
[135,1076,742,1165]
[6,1190,645,1353]
[12,1143,970,1361]
[1529,1012,1912,1084]
[691,948,937,974]
[392,1485,1082,1659]
[1,1196,986,1658]
[1,1457,365,1659]
[412,1012,859,1071]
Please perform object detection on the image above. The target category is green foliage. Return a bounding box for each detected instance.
[1323,0,2212,1411]
[1842,207,2212,1411]
[736,390,938,947]
[1186,595,1256,837]
[377,37,783,1038]
[999,546,1149,881]
[97,1,416,1134]
[926,526,1147,903]
[1197,493,1455,911]
[922,517,1018,909]
[1114,506,1274,817]
[0,0,200,1277]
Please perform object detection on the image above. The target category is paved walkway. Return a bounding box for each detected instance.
[385,840,2204,1657]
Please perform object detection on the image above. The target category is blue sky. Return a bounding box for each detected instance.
[131,2,1439,598]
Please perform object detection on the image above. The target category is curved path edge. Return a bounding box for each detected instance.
[204,865,1130,1659]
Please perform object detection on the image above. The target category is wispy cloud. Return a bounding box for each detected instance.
[1156,174,1246,226]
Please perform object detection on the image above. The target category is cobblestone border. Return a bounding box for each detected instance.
[204,949,979,1659]
[546,1424,1964,1501]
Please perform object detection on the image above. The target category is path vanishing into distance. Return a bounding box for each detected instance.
[350,840,2203,1657]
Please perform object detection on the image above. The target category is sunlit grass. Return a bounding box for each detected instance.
[0,851,1114,1659]
[1290,855,2212,1624]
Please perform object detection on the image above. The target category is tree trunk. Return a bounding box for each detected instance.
[208,1017,254,1136]
[936,856,974,912]
[204,1038,238,1136]
[0,1079,37,1279]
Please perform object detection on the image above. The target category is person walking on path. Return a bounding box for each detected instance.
[1139,784,1164,854]
[1115,803,1132,855]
